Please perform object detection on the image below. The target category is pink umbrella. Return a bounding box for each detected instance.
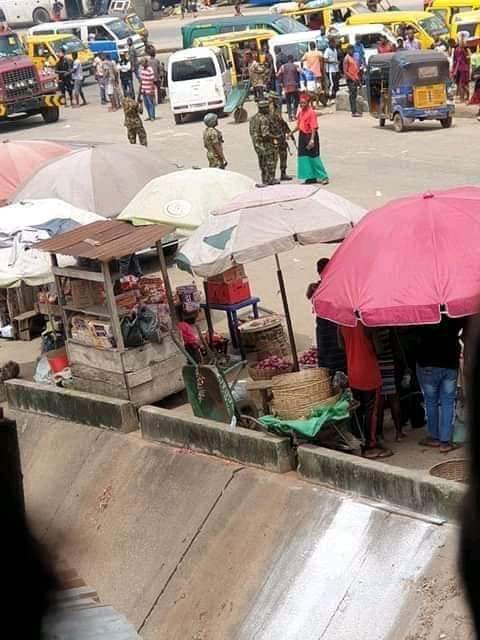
[313,186,480,327]
[0,139,72,204]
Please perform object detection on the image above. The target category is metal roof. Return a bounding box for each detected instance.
[35,220,175,262]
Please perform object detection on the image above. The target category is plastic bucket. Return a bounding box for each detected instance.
[46,348,69,373]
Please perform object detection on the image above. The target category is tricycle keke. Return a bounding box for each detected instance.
[366,50,454,131]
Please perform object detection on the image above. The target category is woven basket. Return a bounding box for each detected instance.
[239,317,290,358]
[271,368,332,419]
[248,364,293,381]
[429,458,467,483]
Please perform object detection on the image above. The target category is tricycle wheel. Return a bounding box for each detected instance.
[234,107,248,123]
[379,117,386,127]
[393,112,404,132]
[441,115,452,128]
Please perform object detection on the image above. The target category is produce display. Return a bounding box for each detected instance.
[299,346,318,368]
[249,355,293,380]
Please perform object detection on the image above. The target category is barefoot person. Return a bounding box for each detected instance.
[291,92,328,185]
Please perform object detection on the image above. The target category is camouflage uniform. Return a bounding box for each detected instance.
[123,97,147,146]
[203,126,225,168]
[270,105,292,179]
[249,105,278,185]
[248,60,267,100]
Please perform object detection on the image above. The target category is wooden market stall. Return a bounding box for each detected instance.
[35,220,185,406]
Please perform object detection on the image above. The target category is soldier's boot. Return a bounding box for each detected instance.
[280,168,292,181]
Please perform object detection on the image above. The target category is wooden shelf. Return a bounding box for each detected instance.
[52,266,120,283]
[63,304,129,319]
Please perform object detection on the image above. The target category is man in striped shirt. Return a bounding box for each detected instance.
[139,57,156,121]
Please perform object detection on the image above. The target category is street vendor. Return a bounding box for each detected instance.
[178,312,201,363]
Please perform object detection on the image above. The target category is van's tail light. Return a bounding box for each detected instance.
[406,90,414,106]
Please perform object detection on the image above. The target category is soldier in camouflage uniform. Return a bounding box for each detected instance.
[203,112,227,169]
[269,93,293,181]
[249,99,279,187]
[122,96,147,146]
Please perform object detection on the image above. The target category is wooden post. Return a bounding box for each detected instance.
[101,260,125,351]
[51,253,70,341]
[156,241,178,332]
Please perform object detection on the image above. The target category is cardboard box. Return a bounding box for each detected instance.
[209,266,246,284]
[206,278,251,305]
[70,280,104,308]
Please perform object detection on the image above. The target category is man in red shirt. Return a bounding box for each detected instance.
[340,323,393,459]
[343,45,361,117]
[139,57,156,121]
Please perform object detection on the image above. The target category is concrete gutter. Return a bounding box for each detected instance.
[140,405,295,473]
[6,379,138,433]
[298,444,465,521]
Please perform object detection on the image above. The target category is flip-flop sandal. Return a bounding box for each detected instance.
[439,443,462,454]
[376,448,394,458]
[363,448,381,459]
[419,438,441,448]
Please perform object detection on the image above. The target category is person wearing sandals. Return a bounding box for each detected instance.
[415,316,463,454]
[340,324,393,460]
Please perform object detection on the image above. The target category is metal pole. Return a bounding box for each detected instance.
[275,254,299,371]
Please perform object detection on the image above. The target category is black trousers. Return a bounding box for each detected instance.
[285,91,299,119]
[347,79,358,114]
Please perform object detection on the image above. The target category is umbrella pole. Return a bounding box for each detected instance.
[275,254,299,371]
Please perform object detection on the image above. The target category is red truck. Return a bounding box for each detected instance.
[0,28,63,124]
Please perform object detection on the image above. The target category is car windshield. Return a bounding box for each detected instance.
[172,57,216,81]
[52,37,85,54]
[419,14,449,37]
[108,18,134,39]
[275,41,310,62]
[0,33,25,57]
[275,16,309,32]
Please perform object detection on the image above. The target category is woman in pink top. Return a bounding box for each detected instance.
[291,93,328,184]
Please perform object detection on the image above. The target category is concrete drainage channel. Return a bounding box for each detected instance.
[5,378,465,522]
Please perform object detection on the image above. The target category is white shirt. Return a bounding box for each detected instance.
[72,58,83,81]
[324,46,339,73]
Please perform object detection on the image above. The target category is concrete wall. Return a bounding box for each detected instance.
[16,410,471,640]
[140,406,295,473]
[6,379,138,432]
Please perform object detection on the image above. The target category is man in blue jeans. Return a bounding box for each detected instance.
[415,317,463,453]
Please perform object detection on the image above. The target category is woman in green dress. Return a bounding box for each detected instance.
[292,93,329,185]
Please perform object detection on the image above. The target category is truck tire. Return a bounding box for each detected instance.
[42,106,59,123]
[33,7,51,23]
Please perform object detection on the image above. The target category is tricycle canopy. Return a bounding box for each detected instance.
[367,50,450,87]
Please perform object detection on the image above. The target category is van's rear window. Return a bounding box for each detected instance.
[172,58,216,81]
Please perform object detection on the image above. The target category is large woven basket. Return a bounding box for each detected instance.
[271,368,332,420]
[239,317,290,358]
[429,458,467,483]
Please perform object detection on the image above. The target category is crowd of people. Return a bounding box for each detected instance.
[307,259,466,460]
[55,37,167,145]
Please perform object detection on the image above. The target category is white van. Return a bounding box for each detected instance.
[269,23,397,70]
[0,0,55,26]
[168,47,231,125]
[29,16,144,60]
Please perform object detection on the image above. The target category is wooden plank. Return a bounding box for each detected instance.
[156,241,178,333]
[70,363,127,387]
[67,340,124,373]
[125,366,153,389]
[121,335,180,372]
[71,376,130,400]
[129,353,185,406]
[52,266,105,283]
[51,253,71,342]
[13,309,39,321]
[101,261,124,350]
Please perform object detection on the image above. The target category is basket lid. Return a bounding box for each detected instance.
[271,367,330,389]
[239,316,282,334]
